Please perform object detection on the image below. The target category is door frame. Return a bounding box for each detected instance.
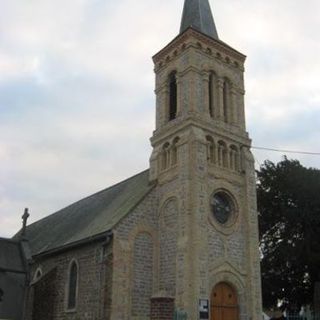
[210,282,239,320]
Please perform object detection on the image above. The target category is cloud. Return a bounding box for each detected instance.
[0,0,320,237]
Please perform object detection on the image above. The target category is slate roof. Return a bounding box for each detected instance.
[0,239,26,273]
[180,0,219,39]
[23,170,153,256]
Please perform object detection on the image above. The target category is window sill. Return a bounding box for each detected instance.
[65,308,77,314]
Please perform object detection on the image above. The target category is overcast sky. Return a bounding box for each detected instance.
[1,0,319,238]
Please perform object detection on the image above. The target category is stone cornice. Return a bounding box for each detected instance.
[150,115,251,148]
[153,27,246,66]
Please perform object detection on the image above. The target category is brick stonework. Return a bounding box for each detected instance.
[132,232,154,318]
[32,268,57,320]
[151,297,175,320]
[148,26,262,319]
[26,15,263,320]
[159,198,178,296]
[28,241,108,320]
[103,250,113,320]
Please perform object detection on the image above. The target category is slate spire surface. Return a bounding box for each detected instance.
[180,0,219,39]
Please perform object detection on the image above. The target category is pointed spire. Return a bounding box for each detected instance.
[180,0,219,39]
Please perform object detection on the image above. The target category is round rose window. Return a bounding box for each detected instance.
[211,192,235,224]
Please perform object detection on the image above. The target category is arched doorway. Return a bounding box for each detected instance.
[210,282,239,320]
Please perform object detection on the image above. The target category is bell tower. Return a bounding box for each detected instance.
[149,0,262,319]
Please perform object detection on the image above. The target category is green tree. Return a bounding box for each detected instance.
[257,158,320,309]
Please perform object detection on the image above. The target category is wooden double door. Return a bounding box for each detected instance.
[210,282,239,320]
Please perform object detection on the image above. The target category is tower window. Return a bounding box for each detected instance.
[67,260,78,310]
[209,74,213,117]
[208,72,216,117]
[229,145,240,171]
[218,141,228,168]
[169,71,177,121]
[206,136,216,164]
[223,79,230,122]
[161,143,170,171]
[211,192,235,224]
[171,137,179,166]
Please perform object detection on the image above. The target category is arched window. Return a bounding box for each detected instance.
[223,79,230,122]
[33,268,43,281]
[208,72,216,117]
[229,145,239,171]
[218,141,228,168]
[161,143,170,171]
[171,137,179,166]
[206,136,216,164]
[169,71,177,121]
[67,260,78,310]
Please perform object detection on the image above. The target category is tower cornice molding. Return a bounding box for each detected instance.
[153,28,246,68]
[150,116,251,148]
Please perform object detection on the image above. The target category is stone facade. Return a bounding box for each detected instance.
[159,198,178,296]
[25,4,263,320]
[148,26,262,319]
[132,232,154,318]
[32,268,58,320]
[28,241,110,320]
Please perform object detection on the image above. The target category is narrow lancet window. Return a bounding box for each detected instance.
[171,137,179,166]
[218,141,228,168]
[161,143,170,171]
[34,268,42,281]
[169,71,177,121]
[206,136,215,164]
[229,145,239,171]
[223,79,230,122]
[208,73,215,117]
[68,261,78,310]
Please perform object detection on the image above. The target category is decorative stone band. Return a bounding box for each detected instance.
[153,27,246,67]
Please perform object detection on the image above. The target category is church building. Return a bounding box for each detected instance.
[15,0,263,319]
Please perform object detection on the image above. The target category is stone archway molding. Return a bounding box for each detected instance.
[209,268,245,297]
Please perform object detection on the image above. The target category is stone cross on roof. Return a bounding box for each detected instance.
[21,208,30,237]
[180,0,219,39]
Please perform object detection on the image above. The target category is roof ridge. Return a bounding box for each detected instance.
[18,168,154,255]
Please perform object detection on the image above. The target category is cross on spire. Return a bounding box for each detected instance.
[180,0,219,39]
